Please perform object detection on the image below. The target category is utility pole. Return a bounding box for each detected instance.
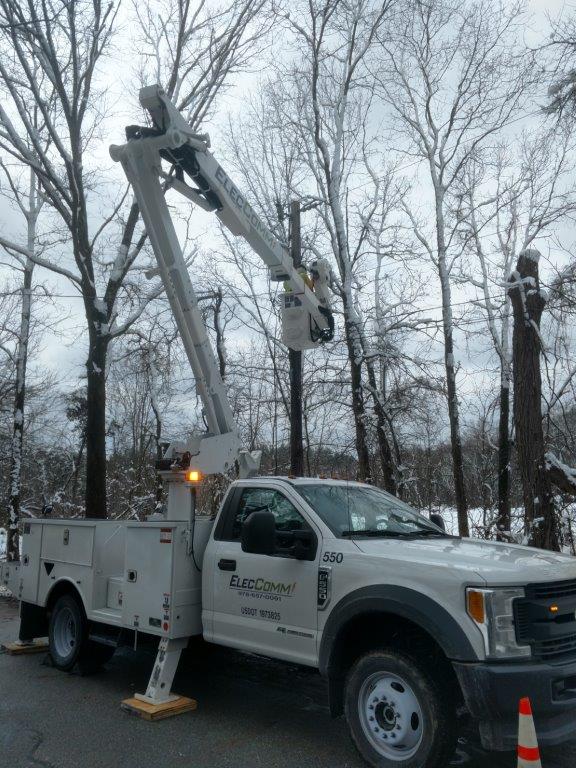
[289,200,304,476]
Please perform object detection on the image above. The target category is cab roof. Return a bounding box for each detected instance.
[251,476,374,488]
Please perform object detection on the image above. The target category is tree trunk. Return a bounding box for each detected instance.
[7,257,34,561]
[289,348,304,476]
[151,398,163,510]
[435,189,469,536]
[496,375,511,538]
[84,328,108,519]
[365,358,396,494]
[342,295,371,483]
[508,250,559,551]
[289,201,304,476]
[213,287,226,381]
[71,433,86,501]
[303,394,312,476]
[444,343,469,537]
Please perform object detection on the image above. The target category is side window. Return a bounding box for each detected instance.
[229,488,309,543]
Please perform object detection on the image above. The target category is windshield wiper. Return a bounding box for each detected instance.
[341,529,402,538]
[397,529,452,538]
[341,528,450,539]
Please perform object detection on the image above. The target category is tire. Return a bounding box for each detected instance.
[344,649,457,768]
[49,593,115,673]
[48,594,87,671]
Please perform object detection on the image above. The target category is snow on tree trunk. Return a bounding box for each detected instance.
[7,167,39,561]
[508,249,559,551]
[436,197,469,537]
[545,452,576,496]
[8,257,33,561]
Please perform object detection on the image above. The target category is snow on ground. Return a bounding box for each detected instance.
[438,503,576,551]
[438,506,524,539]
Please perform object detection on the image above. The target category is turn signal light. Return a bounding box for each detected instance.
[185,470,202,483]
[467,590,486,624]
[550,604,559,613]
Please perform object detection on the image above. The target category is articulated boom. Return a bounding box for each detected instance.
[136,85,334,350]
[109,85,334,482]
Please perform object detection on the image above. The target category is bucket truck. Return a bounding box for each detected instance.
[3,87,576,768]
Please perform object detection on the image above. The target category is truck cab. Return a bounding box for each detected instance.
[205,477,576,765]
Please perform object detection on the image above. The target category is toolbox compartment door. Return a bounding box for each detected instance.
[20,522,43,603]
[122,525,175,634]
[40,523,95,567]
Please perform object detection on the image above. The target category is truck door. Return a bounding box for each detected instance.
[210,485,321,666]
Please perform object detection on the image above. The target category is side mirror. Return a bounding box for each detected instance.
[430,513,446,532]
[241,510,276,556]
[291,530,316,561]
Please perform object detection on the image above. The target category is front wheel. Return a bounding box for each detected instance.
[344,650,457,768]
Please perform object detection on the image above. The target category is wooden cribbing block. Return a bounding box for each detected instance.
[121,695,197,721]
[2,639,49,655]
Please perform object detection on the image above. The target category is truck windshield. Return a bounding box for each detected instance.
[297,484,448,538]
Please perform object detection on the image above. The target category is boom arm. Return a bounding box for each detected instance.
[109,85,334,478]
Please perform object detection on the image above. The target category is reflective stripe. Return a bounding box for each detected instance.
[518,745,540,761]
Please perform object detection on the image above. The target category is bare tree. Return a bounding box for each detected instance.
[133,0,268,125]
[545,12,576,117]
[276,0,396,482]
[0,0,268,518]
[376,0,537,535]
[456,126,576,536]
[0,164,44,560]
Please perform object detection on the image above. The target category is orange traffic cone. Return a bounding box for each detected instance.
[517,697,542,768]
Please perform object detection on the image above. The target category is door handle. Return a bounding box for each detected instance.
[218,558,237,571]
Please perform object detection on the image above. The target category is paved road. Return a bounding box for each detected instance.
[0,596,572,768]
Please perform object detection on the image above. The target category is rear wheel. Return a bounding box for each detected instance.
[344,649,457,768]
[49,594,86,671]
[49,593,115,673]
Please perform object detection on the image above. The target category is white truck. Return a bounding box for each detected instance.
[3,87,576,768]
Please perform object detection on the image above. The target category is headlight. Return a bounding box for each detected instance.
[466,587,531,659]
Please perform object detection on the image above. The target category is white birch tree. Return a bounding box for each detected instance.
[0,164,45,560]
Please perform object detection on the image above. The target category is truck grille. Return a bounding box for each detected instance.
[533,635,576,661]
[516,580,576,662]
[526,579,576,601]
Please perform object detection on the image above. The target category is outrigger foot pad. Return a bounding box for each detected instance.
[121,695,197,721]
[2,639,49,655]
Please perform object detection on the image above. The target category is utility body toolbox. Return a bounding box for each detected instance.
[15,517,212,639]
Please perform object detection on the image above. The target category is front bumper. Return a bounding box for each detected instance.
[453,657,576,751]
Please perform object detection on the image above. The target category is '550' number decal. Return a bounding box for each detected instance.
[322,551,343,564]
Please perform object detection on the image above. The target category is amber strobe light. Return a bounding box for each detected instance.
[467,589,486,624]
[186,470,202,483]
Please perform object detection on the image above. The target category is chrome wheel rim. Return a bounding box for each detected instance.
[358,671,424,761]
[53,606,77,659]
